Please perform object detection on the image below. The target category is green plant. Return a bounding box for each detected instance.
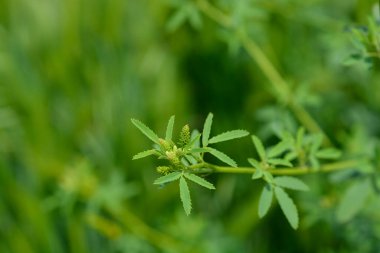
[131,113,374,229]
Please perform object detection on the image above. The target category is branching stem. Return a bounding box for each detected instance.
[189,159,361,176]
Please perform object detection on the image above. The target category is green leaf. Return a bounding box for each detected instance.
[274,187,299,229]
[153,172,182,185]
[274,176,309,191]
[267,141,291,158]
[207,147,237,167]
[251,135,266,161]
[251,169,263,180]
[208,130,249,144]
[267,158,292,167]
[131,119,160,144]
[179,177,192,215]
[202,113,213,147]
[132,149,160,160]
[310,133,323,153]
[315,148,342,159]
[184,173,215,189]
[248,158,261,170]
[166,6,188,32]
[337,180,372,223]
[185,133,201,150]
[258,184,273,218]
[165,115,175,141]
[190,147,209,153]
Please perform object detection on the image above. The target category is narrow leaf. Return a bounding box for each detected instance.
[251,135,266,161]
[267,141,291,158]
[296,127,305,150]
[165,115,175,141]
[153,172,182,185]
[258,184,273,218]
[131,119,160,144]
[267,158,292,167]
[179,177,192,215]
[202,113,213,147]
[185,133,201,150]
[248,158,261,170]
[274,176,309,191]
[315,148,342,159]
[274,187,299,229]
[184,173,215,189]
[337,180,372,223]
[208,130,249,144]
[133,149,160,160]
[207,147,237,167]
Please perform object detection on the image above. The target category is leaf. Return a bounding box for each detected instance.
[132,149,160,160]
[336,180,372,223]
[315,148,342,159]
[274,176,309,191]
[310,133,323,153]
[248,158,261,170]
[179,177,192,215]
[166,6,188,32]
[258,184,273,218]
[208,130,249,144]
[184,173,215,189]
[207,147,237,167]
[267,158,292,167]
[131,119,160,144]
[267,141,291,158]
[202,113,213,147]
[296,127,305,150]
[153,172,182,185]
[251,135,266,161]
[274,187,299,229]
[185,133,201,150]
[165,115,175,141]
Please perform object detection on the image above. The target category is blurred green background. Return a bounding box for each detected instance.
[1,0,380,252]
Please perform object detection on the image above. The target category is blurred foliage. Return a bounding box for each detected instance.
[0,0,380,252]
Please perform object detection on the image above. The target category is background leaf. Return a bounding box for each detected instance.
[179,177,192,215]
[208,130,249,144]
[274,187,299,229]
[336,179,372,223]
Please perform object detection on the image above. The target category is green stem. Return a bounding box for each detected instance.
[190,159,361,176]
[196,0,330,144]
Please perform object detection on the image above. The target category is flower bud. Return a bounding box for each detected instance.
[156,166,171,175]
[179,124,190,147]
[159,138,172,151]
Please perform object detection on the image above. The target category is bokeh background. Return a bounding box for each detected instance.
[1,0,380,252]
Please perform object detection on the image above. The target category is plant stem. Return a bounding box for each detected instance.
[196,0,331,144]
[190,159,361,176]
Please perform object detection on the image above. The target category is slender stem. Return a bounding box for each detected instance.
[196,0,331,144]
[190,159,361,176]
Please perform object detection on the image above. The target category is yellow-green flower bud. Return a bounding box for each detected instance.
[165,150,180,165]
[179,124,190,147]
[156,166,171,175]
[159,138,172,151]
